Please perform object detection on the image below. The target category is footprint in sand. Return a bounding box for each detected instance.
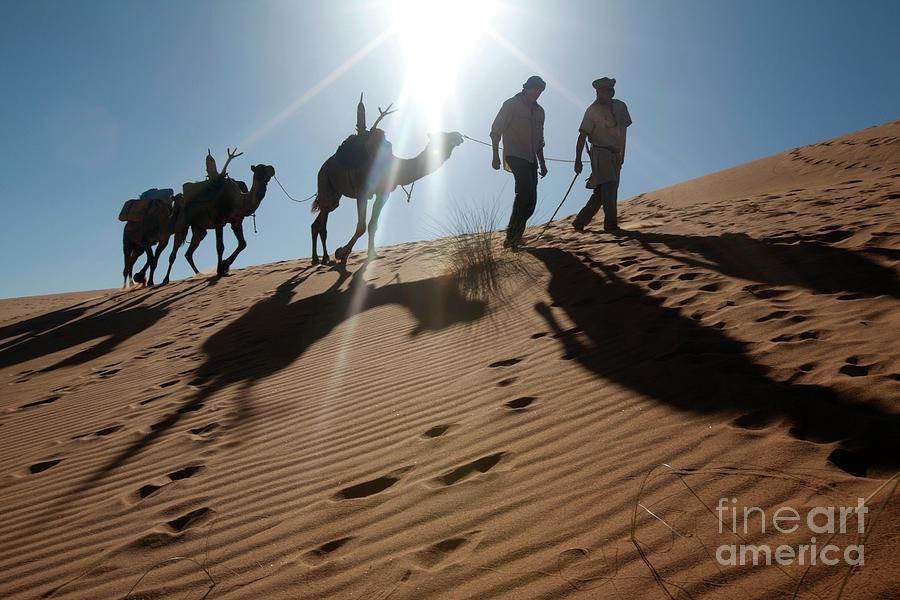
[137,483,163,500]
[489,358,522,368]
[505,397,535,411]
[138,394,166,406]
[97,368,121,379]
[73,424,124,440]
[189,422,220,437]
[17,395,60,410]
[430,453,505,487]
[422,425,452,438]
[839,356,873,377]
[29,459,62,474]
[303,537,355,565]
[496,377,518,387]
[166,506,214,532]
[134,465,203,502]
[410,532,482,570]
[168,465,204,481]
[731,411,778,431]
[334,465,413,500]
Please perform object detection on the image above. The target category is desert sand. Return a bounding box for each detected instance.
[1,122,897,599]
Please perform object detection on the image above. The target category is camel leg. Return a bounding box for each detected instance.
[222,223,246,273]
[185,226,207,275]
[133,241,154,284]
[367,193,388,261]
[162,227,188,285]
[311,212,322,265]
[147,235,169,286]
[122,239,139,288]
[335,198,367,264]
[215,226,227,276]
[320,211,331,264]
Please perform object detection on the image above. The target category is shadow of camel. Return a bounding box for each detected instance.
[80,264,487,488]
[619,230,900,298]
[529,247,898,477]
[0,286,201,372]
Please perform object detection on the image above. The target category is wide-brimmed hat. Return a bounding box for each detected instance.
[592,77,616,90]
[523,75,547,90]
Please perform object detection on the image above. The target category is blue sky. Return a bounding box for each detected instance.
[1,0,898,298]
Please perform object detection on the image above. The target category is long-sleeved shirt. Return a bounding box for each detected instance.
[490,92,545,167]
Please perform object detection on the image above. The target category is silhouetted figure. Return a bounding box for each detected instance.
[311,94,464,265]
[161,148,275,284]
[490,75,548,249]
[573,77,632,232]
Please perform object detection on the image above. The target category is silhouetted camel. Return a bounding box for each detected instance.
[312,96,464,264]
[162,150,275,284]
[81,266,486,487]
[121,193,184,287]
[529,247,898,477]
[621,230,900,298]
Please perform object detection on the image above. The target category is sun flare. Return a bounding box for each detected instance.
[390,0,497,129]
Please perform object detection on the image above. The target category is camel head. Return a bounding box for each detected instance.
[251,164,276,188]
[426,132,465,161]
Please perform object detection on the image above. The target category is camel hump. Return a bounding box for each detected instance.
[119,198,151,222]
[183,178,226,200]
[335,134,371,168]
[139,188,174,201]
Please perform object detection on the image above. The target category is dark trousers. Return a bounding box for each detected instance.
[574,179,619,229]
[505,156,538,243]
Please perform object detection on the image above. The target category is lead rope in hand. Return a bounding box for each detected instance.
[461,134,578,163]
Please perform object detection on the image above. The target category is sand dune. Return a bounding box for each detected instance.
[1,121,898,599]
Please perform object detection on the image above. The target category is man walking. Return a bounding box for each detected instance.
[573,77,632,232]
[490,75,548,248]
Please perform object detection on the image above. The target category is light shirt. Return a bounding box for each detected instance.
[579,99,632,151]
[490,92,545,166]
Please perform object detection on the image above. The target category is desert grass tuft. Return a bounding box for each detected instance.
[429,204,534,302]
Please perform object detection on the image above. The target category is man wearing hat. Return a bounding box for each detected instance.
[490,75,548,248]
[573,77,632,232]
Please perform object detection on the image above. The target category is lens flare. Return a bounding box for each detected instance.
[390,0,497,130]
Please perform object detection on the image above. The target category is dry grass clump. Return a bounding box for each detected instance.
[429,205,533,302]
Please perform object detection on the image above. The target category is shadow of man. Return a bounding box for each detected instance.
[529,247,898,477]
[620,230,900,298]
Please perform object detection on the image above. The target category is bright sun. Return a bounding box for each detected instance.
[390,0,497,129]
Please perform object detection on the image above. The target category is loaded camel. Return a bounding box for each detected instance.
[311,95,464,264]
[161,148,275,284]
[119,190,184,287]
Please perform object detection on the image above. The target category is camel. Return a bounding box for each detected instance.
[161,148,275,284]
[311,95,464,265]
[120,192,183,287]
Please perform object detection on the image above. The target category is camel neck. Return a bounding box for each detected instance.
[246,178,268,213]
[391,145,440,187]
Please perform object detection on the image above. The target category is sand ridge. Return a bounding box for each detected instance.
[0,121,898,598]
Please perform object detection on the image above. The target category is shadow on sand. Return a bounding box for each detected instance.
[80,264,487,488]
[0,286,202,372]
[529,247,898,477]
[620,230,900,298]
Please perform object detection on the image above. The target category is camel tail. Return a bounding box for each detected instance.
[311,195,320,213]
